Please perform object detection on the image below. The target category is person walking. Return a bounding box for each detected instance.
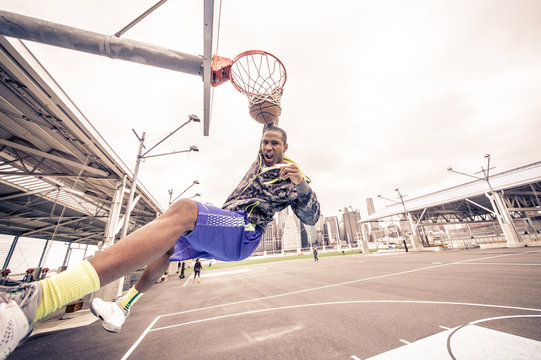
[313,246,319,261]
[192,259,202,284]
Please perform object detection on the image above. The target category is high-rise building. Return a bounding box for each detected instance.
[366,198,376,215]
[341,207,361,245]
[324,216,340,245]
[282,212,300,252]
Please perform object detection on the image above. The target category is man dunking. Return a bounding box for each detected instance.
[1,125,320,356]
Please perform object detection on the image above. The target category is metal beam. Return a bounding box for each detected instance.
[0,138,108,176]
[0,10,203,77]
[0,171,117,179]
[2,234,18,269]
[0,187,55,201]
[21,216,91,237]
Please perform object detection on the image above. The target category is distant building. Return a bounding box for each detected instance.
[341,207,361,245]
[366,197,380,231]
[282,212,300,252]
[324,216,340,245]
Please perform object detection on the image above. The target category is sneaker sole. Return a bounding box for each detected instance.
[89,302,120,333]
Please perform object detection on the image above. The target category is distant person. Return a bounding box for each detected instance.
[1,125,320,357]
[313,246,319,261]
[193,259,202,284]
[179,262,186,279]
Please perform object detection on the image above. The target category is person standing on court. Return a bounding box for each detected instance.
[193,259,202,284]
[1,124,320,356]
[313,246,319,261]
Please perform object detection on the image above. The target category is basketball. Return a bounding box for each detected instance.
[249,100,282,125]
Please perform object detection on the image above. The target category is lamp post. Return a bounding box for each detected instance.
[447,154,520,247]
[168,180,200,206]
[120,115,200,240]
[378,190,424,250]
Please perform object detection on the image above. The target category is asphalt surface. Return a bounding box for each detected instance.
[9,247,541,360]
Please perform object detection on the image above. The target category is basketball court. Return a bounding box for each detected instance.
[10,247,541,359]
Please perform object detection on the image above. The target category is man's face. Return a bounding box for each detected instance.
[261,130,288,166]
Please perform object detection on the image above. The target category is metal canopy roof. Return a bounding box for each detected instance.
[0,36,163,245]
[363,161,541,225]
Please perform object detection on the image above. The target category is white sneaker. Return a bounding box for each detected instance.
[89,298,129,333]
[0,279,41,359]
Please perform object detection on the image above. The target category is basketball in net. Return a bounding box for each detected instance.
[249,96,282,125]
[229,51,287,125]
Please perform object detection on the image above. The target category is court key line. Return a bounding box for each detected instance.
[147,300,541,333]
[121,249,541,359]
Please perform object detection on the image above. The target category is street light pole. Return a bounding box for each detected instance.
[448,154,520,247]
[169,180,200,206]
[394,188,420,248]
[120,131,146,240]
[120,115,200,240]
[378,190,424,250]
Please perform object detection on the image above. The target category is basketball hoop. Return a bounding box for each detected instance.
[211,50,287,124]
[229,50,287,107]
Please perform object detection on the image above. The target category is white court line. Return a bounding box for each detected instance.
[182,274,193,287]
[162,249,541,318]
[455,262,541,266]
[439,325,450,330]
[203,268,252,277]
[351,355,361,360]
[147,300,541,333]
[469,314,541,325]
[399,339,411,345]
[122,249,541,359]
[121,316,161,360]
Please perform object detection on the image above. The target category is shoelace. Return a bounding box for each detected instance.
[0,281,35,306]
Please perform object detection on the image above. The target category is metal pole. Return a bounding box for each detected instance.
[169,180,199,206]
[62,243,72,268]
[37,238,50,267]
[121,132,146,239]
[2,235,19,269]
[142,117,197,158]
[0,10,203,76]
[115,0,169,38]
[395,188,423,249]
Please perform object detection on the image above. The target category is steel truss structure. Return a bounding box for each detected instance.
[0,36,162,245]
[363,162,541,243]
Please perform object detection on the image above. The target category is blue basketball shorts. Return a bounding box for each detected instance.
[169,202,262,262]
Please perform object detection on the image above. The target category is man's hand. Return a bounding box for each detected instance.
[280,164,303,185]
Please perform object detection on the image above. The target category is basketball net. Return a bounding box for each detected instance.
[229,51,287,107]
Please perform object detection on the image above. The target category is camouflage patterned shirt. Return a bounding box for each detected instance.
[222,152,321,230]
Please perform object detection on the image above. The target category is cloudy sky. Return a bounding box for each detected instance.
[2,0,541,218]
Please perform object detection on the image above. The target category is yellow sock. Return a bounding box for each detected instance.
[118,286,144,311]
[35,260,100,322]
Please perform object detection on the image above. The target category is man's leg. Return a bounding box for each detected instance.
[1,199,197,356]
[89,199,197,286]
[90,248,175,332]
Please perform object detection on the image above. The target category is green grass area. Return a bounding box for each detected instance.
[178,248,379,275]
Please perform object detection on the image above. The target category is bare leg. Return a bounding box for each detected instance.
[133,247,175,293]
[89,199,197,286]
